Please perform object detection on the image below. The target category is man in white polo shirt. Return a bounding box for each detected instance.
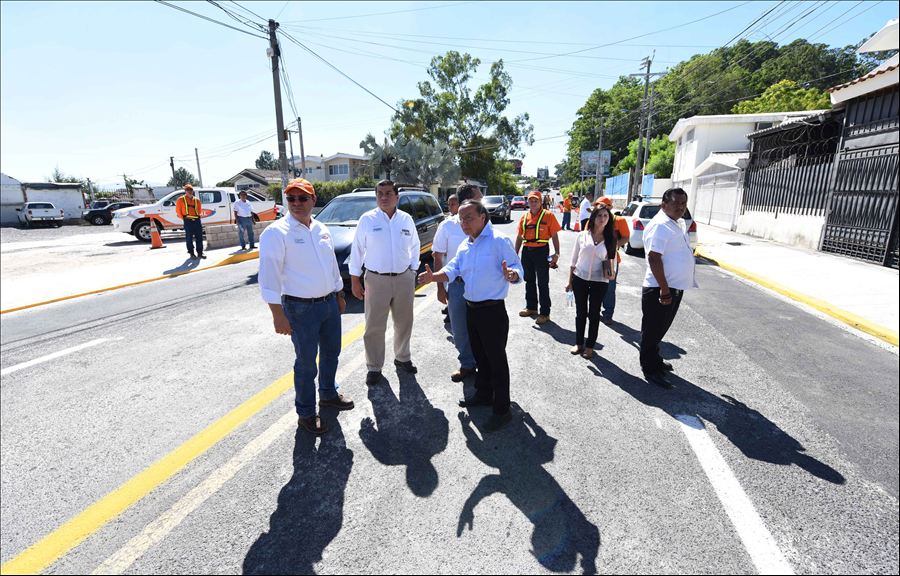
[432,185,482,382]
[233,190,255,250]
[350,180,421,385]
[640,187,698,389]
[259,178,353,435]
[579,191,593,230]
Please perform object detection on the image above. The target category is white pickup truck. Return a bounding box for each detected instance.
[112,187,278,241]
[16,202,65,228]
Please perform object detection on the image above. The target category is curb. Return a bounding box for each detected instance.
[695,247,899,348]
[0,251,259,315]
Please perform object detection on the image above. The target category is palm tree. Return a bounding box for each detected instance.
[360,134,399,181]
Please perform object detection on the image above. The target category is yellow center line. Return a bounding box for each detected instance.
[1,283,431,576]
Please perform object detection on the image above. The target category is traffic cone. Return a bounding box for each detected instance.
[150,219,166,249]
[574,218,580,232]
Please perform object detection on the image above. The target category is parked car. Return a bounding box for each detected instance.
[113,187,277,241]
[619,200,697,255]
[83,202,135,225]
[314,187,444,280]
[510,196,526,210]
[16,202,64,228]
[482,195,511,223]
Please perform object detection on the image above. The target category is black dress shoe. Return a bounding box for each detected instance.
[662,361,674,372]
[441,306,449,315]
[444,315,451,324]
[481,412,512,433]
[394,359,417,373]
[366,371,381,385]
[646,372,674,389]
[459,395,492,408]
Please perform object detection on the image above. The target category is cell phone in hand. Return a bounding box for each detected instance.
[602,259,612,278]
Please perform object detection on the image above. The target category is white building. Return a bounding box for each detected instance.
[668,111,828,228]
[291,153,371,182]
[19,182,86,221]
[1,173,25,224]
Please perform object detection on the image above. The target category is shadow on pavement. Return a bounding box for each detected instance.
[359,371,449,497]
[605,320,687,361]
[162,257,202,275]
[243,414,353,575]
[458,407,600,575]
[586,357,845,484]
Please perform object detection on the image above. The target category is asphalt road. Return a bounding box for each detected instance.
[1,214,897,574]
[0,222,113,244]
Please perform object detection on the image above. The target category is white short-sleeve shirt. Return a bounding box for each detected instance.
[642,211,698,290]
[432,214,467,263]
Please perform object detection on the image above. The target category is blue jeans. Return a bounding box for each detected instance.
[447,278,476,370]
[601,277,617,318]
[237,216,254,248]
[283,296,341,418]
[184,219,203,254]
[561,212,571,230]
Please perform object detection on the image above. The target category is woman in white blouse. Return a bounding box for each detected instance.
[565,205,618,358]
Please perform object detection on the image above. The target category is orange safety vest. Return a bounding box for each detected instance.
[520,209,550,245]
[180,195,201,219]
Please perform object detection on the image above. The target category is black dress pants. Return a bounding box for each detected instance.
[521,244,551,316]
[640,287,684,375]
[572,275,609,348]
[466,302,510,415]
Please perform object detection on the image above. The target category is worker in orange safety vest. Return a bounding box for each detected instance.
[176,185,205,259]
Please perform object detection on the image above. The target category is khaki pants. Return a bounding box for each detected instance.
[364,269,415,372]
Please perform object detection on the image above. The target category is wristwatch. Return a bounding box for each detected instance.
[335,290,346,299]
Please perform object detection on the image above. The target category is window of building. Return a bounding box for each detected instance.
[328,163,349,176]
[686,128,695,142]
[306,167,313,174]
[755,121,773,131]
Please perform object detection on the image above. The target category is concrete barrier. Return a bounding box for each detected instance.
[206,220,276,249]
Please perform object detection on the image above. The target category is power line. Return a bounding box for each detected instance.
[281,2,471,24]
[228,0,266,23]
[153,0,267,39]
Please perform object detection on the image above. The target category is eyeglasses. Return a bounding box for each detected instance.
[285,195,312,203]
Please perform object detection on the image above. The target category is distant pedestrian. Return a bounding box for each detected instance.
[259,178,353,435]
[350,180,421,385]
[432,188,480,382]
[595,197,629,325]
[561,195,573,230]
[515,190,561,325]
[543,193,551,210]
[579,191,593,230]
[234,190,255,251]
[417,199,524,433]
[640,188,697,389]
[177,184,205,259]
[438,194,460,320]
[566,205,617,358]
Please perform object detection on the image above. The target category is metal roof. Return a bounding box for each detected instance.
[668,110,828,141]
[744,109,837,138]
[828,54,900,94]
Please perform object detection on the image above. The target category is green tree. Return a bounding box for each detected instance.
[46,165,83,184]
[216,180,234,187]
[255,150,279,171]
[390,51,534,167]
[360,134,401,181]
[644,136,675,179]
[267,182,282,204]
[167,167,198,188]
[731,79,831,114]
[486,159,519,197]
[611,139,640,176]
[458,135,501,181]
[391,138,462,192]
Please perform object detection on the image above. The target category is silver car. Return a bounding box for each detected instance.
[619,200,697,255]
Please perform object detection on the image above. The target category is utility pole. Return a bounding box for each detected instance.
[628,52,664,201]
[169,156,176,187]
[594,115,606,197]
[268,19,289,190]
[286,128,296,176]
[123,174,128,195]
[298,117,307,177]
[194,148,203,188]
[641,83,657,187]
[87,178,95,204]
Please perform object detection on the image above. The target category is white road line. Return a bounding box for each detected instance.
[0,338,109,376]
[676,414,794,575]
[93,291,437,574]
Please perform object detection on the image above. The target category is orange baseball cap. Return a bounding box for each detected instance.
[596,197,613,206]
[184,184,194,191]
[527,190,542,201]
[283,178,316,197]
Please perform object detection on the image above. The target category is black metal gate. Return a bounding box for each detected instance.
[820,143,900,268]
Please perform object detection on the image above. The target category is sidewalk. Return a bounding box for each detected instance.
[0,232,258,312]
[694,224,899,344]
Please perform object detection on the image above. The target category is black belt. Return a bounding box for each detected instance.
[283,293,333,303]
[524,243,549,249]
[367,270,406,276]
[466,299,503,309]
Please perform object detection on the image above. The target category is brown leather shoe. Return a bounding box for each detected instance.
[519,308,538,317]
[535,315,550,325]
[570,345,582,355]
[451,367,476,382]
[319,394,354,410]
[582,347,594,359]
[298,414,328,435]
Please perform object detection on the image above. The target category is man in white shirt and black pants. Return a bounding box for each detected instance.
[579,191,593,230]
[350,180,421,385]
[233,190,255,250]
[640,188,698,389]
[259,178,353,435]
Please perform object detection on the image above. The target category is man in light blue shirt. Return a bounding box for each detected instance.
[418,200,524,433]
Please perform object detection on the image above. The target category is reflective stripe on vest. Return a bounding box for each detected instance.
[520,210,550,244]
[182,195,200,219]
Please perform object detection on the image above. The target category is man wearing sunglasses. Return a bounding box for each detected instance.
[259,178,353,435]
[349,179,420,386]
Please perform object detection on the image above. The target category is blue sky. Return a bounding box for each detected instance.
[1,1,896,189]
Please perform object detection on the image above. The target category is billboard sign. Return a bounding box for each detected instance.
[537,167,549,180]
[580,150,598,177]
[600,150,611,177]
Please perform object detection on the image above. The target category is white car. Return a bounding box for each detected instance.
[113,187,278,241]
[619,200,697,255]
[16,202,64,228]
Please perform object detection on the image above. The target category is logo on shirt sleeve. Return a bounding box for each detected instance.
[401,229,412,236]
